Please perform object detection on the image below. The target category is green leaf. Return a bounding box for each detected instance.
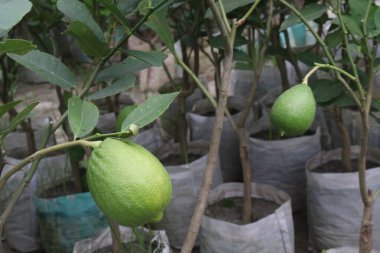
[0,100,22,119]
[67,146,85,162]
[64,21,109,58]
[205,0,256,18]
[329,93,356,107]
[126,50,167,67]
[342,15,363,37]
[280,4,328,31]
[86,75,136,100]
[0,0,32,30]
[349,0,369,18]
[375,8,380,30]
[296,51,326,67]
[0,39,36,55]
[0,102,39,136]
[8,50,77,89]
[97,57,153,81]
[97,0,130,28]
[146,8,175,53]
[57,0,104,41]
[116,105,138,131]
[121,92,179,130]
[325,29,343,49]
[68,97,99,139]
[372,98,380,111]
[309,79,343,103]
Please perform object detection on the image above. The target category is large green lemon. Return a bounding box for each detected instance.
[87,138,172,227]
[270,83,316,136]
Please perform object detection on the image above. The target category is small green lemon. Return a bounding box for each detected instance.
[270,83,316,136]
[87,138,172,227]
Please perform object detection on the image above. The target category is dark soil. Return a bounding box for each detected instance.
[92,240,166,253]
[39,181,79,199]
[205,197,279,224]
[250,128,315,141]
[160,154,203,166]
[198,107,240,117]
[313,159,380,173]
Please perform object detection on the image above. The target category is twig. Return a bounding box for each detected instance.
[179,1,236,252]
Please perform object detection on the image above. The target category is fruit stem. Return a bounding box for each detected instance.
[302,65,320,85]
[302,63,358,85]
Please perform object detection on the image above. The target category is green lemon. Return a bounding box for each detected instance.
[270,83,316,136]
[87,138,172,227]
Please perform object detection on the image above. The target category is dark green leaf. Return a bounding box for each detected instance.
[97,0,130,28]
[0,0,32,30]
[372,98,380,111]
[342,15,363,37]
[8,50,77,89]
[126,50,167,67]
[121,92,179,130]
[68,97,99,139]
[64,21,109,58]
[146,8,175,53]
[205,0,256,18]
[117,0,140,15]
[97,57,152,81]
[375,7,380,30]
[0,39,36,55]
[0,102,39,136]
[86,75,136,100]
[296,51,326,67]
[349,0,369,18]
[0,100,22,119]
[325,29,343,49]
[57,0,105,41]
[329,93,356,107]
[67,146,85,162]
[280,4,328,31]
[309,79,343,103]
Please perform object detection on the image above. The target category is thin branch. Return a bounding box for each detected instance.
[236,0,262,27]
[180,1,235,252]
[336,0,364,100]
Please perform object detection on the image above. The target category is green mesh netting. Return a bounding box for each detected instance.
[34,192,108,253]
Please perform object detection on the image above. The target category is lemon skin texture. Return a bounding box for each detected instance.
[87,138,172,227]
[270,83,316,137]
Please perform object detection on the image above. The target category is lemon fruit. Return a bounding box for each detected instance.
[270,83,316,136]
[87,138,172,227]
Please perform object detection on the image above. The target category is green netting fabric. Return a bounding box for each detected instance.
[34,192,108,253]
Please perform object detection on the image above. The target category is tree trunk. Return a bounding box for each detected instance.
[359,199,374,253]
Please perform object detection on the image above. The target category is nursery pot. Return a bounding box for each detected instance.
[186,96,254,182]
[306,146,380,251]
[248,126,321,211]
[200,182,294,253]
[326,247,380,253]
[34,180,108,253]
[153,141,223,249]
[0,155,71,253]
[73,226,171,253]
